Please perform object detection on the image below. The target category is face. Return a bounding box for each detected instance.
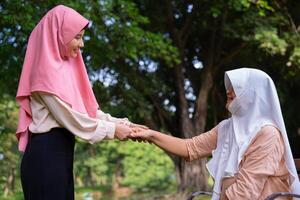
[226,88,236,109]
[66,30,85,58]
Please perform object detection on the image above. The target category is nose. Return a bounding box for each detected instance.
[226,89,234,98]
[79,38,84,48]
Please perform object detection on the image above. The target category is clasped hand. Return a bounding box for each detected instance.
[114,123,154,142]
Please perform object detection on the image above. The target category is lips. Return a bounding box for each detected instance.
[226,97,234,103]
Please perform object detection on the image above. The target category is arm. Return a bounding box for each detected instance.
[185,127,218,160]
[97,110,148,130]
[130,126,218,159]
[225,126,284,199]
[39,92,131,143]
[96,110,131,126]
[134,130,189,158]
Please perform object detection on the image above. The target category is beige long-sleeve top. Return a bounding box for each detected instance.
[185,125,291,200]
[29,92,131,144]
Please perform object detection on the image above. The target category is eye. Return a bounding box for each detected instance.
[75,35,82,40]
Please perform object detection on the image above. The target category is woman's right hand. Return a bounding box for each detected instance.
[130,129,156,142]
[130,129,189,158]
[114,124,132,141]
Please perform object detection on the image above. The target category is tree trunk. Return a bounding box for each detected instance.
[163,0,218,194]
[178,159,208,192]
[84,166,93,187]
[3,168,15,197]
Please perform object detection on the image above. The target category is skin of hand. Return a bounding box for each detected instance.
[129,128,153,143]
[129,123,149,130]
[130,129,189,158]
[220,190,229,200]
[127,123,149,142]
[114,123,132,141]
[220,176,236,200]
[130,129,154,142]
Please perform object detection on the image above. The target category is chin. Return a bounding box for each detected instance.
[225,102,230,110]
[70,53,78,58]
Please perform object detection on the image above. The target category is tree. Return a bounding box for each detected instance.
[1,0,300,196]
[129,0,300,193]
[0,0,179,196]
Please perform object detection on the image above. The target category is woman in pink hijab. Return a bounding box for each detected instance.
[16,5,145,199]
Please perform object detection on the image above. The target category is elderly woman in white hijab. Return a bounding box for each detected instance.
[130,68,300,199]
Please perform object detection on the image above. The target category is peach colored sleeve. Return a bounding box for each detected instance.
[225,127,284,199]
[185,126,218,161]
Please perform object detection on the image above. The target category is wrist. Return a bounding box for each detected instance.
[150,131,158,142]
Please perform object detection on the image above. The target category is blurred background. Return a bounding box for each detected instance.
[0,0,299,199]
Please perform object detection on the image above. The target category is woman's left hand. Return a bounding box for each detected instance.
[129,123,149,130]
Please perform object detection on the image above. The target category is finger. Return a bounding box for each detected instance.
[130,127,140,133]
[135,124,149,129]
[132,128,141,133]
[130,132,142,138]
[131,123,149,129]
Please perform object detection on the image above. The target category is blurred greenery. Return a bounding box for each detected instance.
[1,0,300,199]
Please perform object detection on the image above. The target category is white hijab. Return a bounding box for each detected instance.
[206,68,300,199]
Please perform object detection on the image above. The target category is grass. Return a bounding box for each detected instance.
[1,178,214,200]
[0,191,211,200]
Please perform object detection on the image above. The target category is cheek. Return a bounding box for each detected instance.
[66,40,77,51]
[229,91,236,98]
[232,92,236,98]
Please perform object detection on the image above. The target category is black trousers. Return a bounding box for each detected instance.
[21,128,75,200]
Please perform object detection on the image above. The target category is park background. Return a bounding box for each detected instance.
[0,0,299,199]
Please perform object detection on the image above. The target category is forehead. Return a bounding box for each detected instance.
[225,69,250,97]
[224,73,233,90]
[77,30,85,35]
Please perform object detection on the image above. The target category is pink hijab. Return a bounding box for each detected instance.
[16,5,99,152]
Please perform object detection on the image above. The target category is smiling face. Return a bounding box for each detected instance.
[66,29,85,58]
[226,88,236,109]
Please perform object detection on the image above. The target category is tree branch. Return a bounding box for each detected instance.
[149,95,177,134]
[193,67,214,133]
[215,8,228,62]
[216,43,247,67]
[274,0,299,36]
[164,0,179,40]
[180,1,197,45]
[164,0,192,134]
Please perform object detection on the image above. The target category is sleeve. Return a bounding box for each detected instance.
[39,93,116,143]
[225,128,284,199]
[185,126,218,161]
[96,110,131,126]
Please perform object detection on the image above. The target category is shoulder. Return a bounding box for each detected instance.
[258,125,281,141]
[245,125,284,158]
[252,125,283,149]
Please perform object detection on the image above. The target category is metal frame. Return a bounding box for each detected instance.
[187,191,212,200]
[264,192,300,200]
[187,191,300,200]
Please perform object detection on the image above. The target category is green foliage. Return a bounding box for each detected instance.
[1,0,300,197]
[254,27,288,55]
[289,47,300,68]
[0,95,22,197]
[121,141,175,191]
[74,139,176,192]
